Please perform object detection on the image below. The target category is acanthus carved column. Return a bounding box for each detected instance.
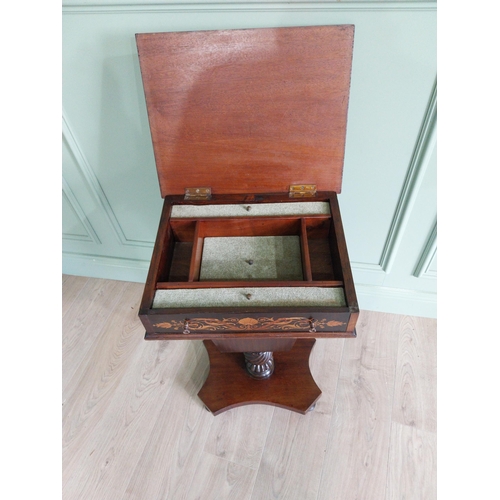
[243,351,274,379]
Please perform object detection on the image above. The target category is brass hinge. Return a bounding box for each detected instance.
[289,184,317,198]
[184,187,212,201]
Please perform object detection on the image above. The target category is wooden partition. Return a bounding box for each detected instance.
[156,213,344,290]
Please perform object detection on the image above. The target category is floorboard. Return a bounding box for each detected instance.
[317,310,401,500]
[62,275,437,500]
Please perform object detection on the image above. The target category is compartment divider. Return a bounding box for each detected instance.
[156,280,344,289]
[300,218,313,281]
[188,221,205,281]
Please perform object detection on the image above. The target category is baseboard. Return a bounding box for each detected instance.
[62,252,149,283]
[62,253,437,318]
[356,284,436,319]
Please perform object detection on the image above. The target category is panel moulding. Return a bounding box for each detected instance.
[413,220,437,278]
[62,176,101,243]
[352,262,384,273]
[62,112,154,249]
[379,80,437,274]
[62,1,438,15]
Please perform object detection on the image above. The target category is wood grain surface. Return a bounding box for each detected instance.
[136,26,354,197]
[198,339,321,415]
[317,310,401,499]
[62,275,436,500]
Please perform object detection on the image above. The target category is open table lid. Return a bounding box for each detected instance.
[136,25,354,198]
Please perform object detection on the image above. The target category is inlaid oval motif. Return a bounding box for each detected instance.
[238,317,259,326]
[327,320,344,327]
[155,322,172,329]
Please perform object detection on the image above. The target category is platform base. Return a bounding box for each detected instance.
[198,339,321,415]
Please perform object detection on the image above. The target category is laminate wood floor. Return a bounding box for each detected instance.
[62,275,436,500]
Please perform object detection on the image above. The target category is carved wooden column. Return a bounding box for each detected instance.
[244,351,274,379]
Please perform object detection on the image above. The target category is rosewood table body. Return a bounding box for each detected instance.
[135,26,359,415]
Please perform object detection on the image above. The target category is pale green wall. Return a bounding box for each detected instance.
[62,1,437,318]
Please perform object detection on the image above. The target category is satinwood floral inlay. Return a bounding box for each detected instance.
[154,317,345,332]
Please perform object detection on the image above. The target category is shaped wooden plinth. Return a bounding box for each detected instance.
[198,339,321,415]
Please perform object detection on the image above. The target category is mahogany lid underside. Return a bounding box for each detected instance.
[136,25,354,197]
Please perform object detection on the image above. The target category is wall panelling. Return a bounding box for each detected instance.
[62,0,437,317]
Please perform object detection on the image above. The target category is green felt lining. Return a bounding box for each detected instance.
[156,201,341,309]
[200,236,303,281]
[170,201,330,218]
[152,286,346,309]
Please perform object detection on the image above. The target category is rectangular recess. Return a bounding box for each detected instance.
[168,242,193,282]
[163,214,339,285]
[171,201,331,218]
[199,235,303,281]
[152,286,346,309]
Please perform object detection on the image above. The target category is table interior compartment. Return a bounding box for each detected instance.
[155,212,342,287]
